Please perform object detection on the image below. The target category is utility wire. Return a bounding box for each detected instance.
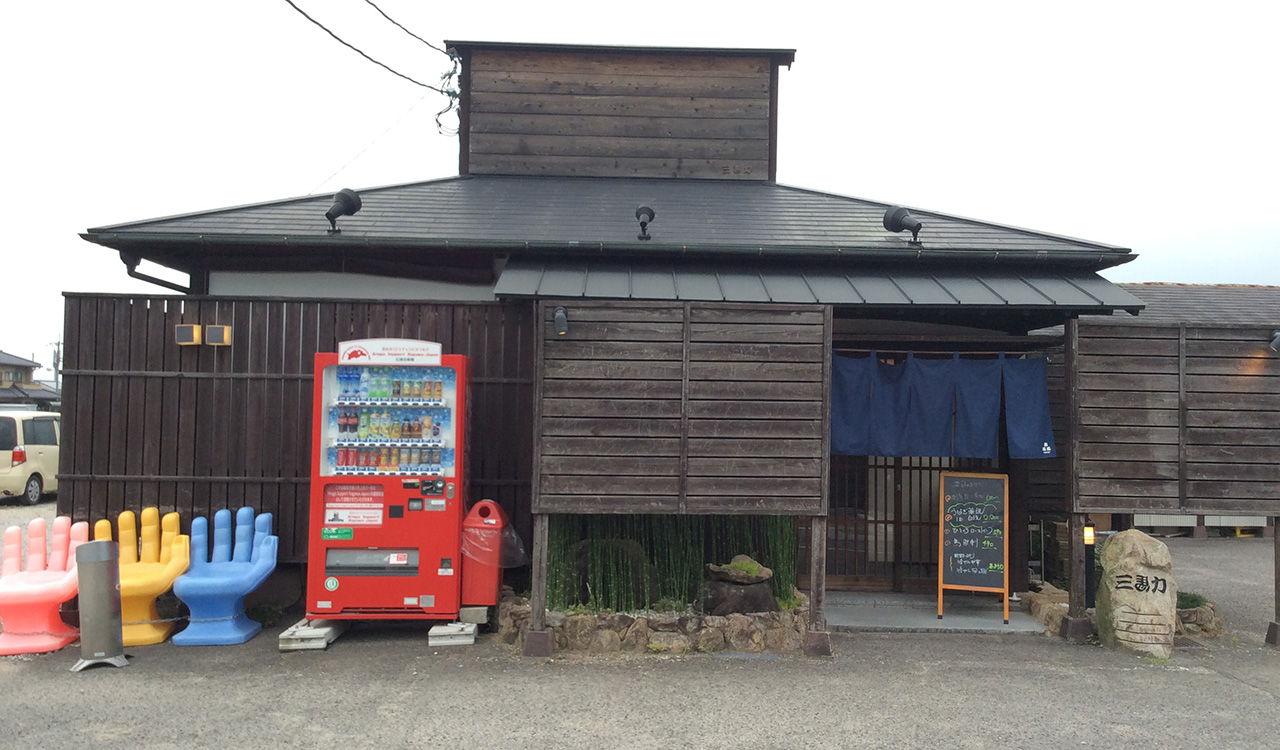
[363,0,450,56]
[281,0,455,96]
[309,93,432,194]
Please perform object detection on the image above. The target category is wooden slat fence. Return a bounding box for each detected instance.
[1071,321,1280,514]
[58,295,535,562]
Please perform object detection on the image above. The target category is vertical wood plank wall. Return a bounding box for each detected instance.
[58,295,536,563]
[533,301,827,515]
[1073,321,1280,514]
[463,49,776,180]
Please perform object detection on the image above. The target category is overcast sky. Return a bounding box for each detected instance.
[5,1,1277,377]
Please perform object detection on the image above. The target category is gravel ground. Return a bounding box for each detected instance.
[2,501,1278,748]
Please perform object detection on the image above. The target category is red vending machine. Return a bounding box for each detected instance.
[306,338,470,620]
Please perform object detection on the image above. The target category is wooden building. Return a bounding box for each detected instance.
[72,42,1147,654]
[1069,284,1280,530]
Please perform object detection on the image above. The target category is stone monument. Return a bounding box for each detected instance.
[1095,529,1178,659]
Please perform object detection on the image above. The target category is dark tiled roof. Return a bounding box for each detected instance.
[497,258,1144,312]
[83,175,1134,269]
[0,351,40,368]
[1117,283,1280,326]
[0,384,59,402]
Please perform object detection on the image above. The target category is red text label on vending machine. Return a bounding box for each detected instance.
[323,484,385,526]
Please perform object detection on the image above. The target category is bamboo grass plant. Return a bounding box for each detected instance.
[546,514,798,613]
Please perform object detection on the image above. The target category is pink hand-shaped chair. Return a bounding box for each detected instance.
[94,507,190,646]
[0,516,90,655]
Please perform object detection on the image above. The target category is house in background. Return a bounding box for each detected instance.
[72,41,1150,655]
[0,350,59,410]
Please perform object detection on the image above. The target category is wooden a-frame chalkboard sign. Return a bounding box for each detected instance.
[937,472,1010,624]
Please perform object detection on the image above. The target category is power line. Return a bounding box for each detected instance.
[309,92,433,194]
[363,0,450,56]
[281,0,455,97]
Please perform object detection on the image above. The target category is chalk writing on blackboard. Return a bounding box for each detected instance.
[938,472,1009,624]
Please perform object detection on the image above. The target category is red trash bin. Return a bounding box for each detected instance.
[461,500,507,607]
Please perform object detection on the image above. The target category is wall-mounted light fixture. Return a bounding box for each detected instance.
[883,206,922,243]
[636,205,655,241]
[1083,521,1097,609]
[1269,330,1280,352]
[175,324,202,346]
[205,325,233,347]
[325,188,363,234]
[554,306,569,336]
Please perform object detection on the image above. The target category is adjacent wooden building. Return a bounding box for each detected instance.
[72,41,1153,654]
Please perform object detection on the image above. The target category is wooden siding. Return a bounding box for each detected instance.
[1072,321,1280,514]
[58,295,536,563]
[533,301,828,514]
[463,49,774,180]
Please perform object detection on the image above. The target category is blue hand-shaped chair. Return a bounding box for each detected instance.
[172,507,277,646]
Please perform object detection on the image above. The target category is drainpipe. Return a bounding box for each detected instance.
[119,251,191,294]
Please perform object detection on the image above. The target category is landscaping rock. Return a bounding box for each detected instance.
[691,627,726,653]
[764,626,800,652]
[706,554,773,584]
[647,614,680,632]
[677,615,702,635]
[590,628,622,653]
[700,580,778,616]
[1178,604,1223,637]
[648,631,691,653]
[724,613,763,652]
[563,613,596,651]
[1096,529,1178,659]
[621,618,650,652]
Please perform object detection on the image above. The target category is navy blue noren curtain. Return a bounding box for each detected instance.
[830,352,1055,459]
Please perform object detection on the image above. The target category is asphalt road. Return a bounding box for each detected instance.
[3,500,1278,748]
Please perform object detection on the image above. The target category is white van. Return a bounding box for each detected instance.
[0,411,59,505]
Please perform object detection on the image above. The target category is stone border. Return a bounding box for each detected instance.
[497,595,811,654]
[1020,583,1223,639]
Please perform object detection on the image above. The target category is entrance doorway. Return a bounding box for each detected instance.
[803,455,999,592]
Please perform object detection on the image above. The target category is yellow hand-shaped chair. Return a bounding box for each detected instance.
[94,507,190,646]
[0,516,90,655]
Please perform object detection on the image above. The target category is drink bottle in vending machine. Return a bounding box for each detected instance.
[307,339,470,620]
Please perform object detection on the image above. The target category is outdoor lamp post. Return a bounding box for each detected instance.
[1084,522,1097,609]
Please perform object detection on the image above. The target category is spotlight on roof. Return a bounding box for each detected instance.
[1269,329,1280,352]
[325,188,363,234]
[883,206,922,243]
[636,205,655,241]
